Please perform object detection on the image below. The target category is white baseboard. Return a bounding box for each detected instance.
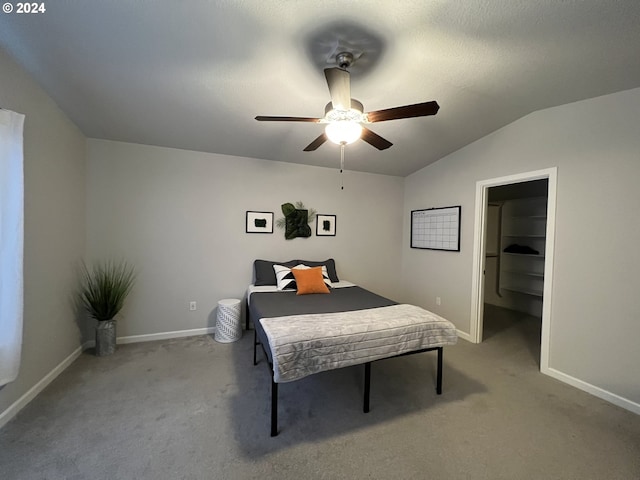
[117,327,217,345]
[83,327,216,350]
[543,366,640,415]
[0,345,84,430]
[83,327,217,348]
[456,329,474,343]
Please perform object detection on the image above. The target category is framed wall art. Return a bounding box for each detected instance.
[410,206,460,251]
[316,214,336,236]
[246,211,274,234]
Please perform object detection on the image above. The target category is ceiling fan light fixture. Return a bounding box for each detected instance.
[324,100,365,121]
[255,52,439,153]
[325,120,363,145]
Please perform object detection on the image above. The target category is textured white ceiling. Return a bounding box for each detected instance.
[1,1,640,176]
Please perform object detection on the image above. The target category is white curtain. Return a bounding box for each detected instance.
[0,109,25,386]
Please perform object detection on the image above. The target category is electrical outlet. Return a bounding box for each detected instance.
[436,297,441,306]
[189,301,197,311]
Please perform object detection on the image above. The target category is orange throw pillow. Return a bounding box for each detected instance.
[292,266,330,295]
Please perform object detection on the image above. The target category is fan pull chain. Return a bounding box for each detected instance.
[340,143,345,190]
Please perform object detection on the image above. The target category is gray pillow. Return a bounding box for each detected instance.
[297,258,339,283]
[253,259,298,286]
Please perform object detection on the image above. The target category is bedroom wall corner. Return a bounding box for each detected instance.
[0,47,87,420]
[401,87,640,409]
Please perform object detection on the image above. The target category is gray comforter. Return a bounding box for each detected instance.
[258,298,458,383]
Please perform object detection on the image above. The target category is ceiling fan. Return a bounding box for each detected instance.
[255,52,440,151]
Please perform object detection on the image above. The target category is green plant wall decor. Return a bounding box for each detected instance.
[276,202,316,240]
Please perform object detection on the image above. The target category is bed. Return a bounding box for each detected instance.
[247,259,458,436]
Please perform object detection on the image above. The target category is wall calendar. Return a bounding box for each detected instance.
[411,206,461,251]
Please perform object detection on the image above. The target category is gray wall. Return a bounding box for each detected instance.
[86,140,405,338]
[0,48,87,414]
[402,87,640,405]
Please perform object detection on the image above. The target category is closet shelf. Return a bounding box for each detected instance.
[498,196,547,299]
[502,234,546,238]
[501,286,544,297]
[503,270,544,278]
[502,252,545,259]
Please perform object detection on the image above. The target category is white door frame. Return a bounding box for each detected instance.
[469,167,557,372]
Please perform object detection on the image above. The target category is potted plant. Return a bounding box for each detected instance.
[79,260,136,356]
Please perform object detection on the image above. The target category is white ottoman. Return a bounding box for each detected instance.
[215,298,242,343]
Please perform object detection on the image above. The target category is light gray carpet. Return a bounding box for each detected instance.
[1,305,638,479]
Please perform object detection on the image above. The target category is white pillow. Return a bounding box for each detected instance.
[273,264,332,291]
[274,264,304,290]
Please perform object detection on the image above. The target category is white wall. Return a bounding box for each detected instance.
[87,140,404,338]
[402,87,640,406]
[0,48,86,416]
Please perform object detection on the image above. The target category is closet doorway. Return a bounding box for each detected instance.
[469,168,557,373]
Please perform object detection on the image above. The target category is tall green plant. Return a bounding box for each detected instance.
[79,260,136,321]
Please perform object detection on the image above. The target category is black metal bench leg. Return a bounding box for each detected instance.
[271,379,278,437]
[253,329,258,366]
[436,347,443,395]
[245,298,250,331]
[363,362,371,413]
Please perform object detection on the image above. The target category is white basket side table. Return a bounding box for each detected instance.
[215,298,242,343]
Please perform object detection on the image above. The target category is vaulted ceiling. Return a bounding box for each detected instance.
[1,1,639,176]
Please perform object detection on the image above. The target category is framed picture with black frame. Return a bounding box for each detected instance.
[316,214,336,236]
[246,211,273,234]
[410,206,461,251]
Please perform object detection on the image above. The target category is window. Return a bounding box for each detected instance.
[0,109,24,386]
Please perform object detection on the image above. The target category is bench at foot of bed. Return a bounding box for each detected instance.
[254,331,444,437]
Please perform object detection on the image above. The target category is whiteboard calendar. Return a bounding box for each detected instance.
[411,206,461,251]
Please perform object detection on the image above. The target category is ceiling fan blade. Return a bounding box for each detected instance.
[303,133,328,151]
[255,116,322,122]
[361,127,393,150]
[324,68,351,111]
[366,101,440,123]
